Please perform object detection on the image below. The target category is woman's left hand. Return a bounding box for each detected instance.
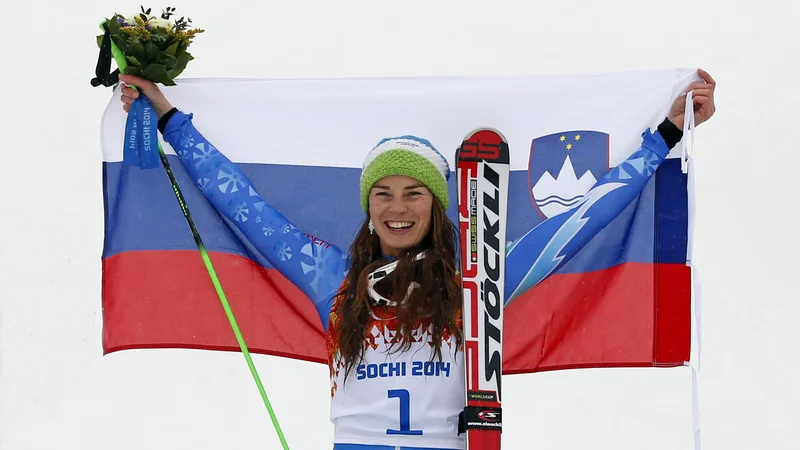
[668,68,717,128]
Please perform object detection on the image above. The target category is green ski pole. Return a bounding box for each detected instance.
[101,20,290,450]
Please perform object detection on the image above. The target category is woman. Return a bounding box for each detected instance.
[117,69,716,450]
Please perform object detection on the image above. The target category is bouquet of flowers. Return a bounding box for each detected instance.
[91,6,203,169]
[93,5,204,86]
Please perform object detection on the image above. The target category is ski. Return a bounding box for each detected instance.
[456,128,510,450]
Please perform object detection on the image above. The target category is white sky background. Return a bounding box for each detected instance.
[1,0,798,449]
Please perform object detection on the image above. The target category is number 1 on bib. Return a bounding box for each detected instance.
[456,128,510,450]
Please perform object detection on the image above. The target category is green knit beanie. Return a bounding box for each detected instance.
[360,135,451,213]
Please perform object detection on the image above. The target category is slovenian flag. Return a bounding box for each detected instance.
[99,68,699,374]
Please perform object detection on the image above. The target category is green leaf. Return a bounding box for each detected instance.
[106,18,121,34]
[168,52,190,79]
[144,42,159,62]
[124,65,143,76]
[96,34,104,48]
[126,55,142,67]
[110,35,129,55]
[171,39,188,56]
[128,42,145,60]
[165,41,179,56]
[156,52,178,71]
[150,27,170,46]
[141,63,169,84]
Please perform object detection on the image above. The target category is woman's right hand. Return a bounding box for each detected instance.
[118,74,174,118]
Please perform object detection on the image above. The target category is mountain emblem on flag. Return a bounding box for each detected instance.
[527,130,610,219]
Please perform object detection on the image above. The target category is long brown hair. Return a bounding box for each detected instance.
[333,198,462,379]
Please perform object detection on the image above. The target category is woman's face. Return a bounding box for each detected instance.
[368,175,434,256]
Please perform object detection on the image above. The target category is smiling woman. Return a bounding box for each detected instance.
[358,135,452,257]
[364,143,444,256]
[335,137,464,430]
[369,176,434,254]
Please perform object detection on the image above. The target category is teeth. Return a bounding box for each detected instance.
[387,221,413,229]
